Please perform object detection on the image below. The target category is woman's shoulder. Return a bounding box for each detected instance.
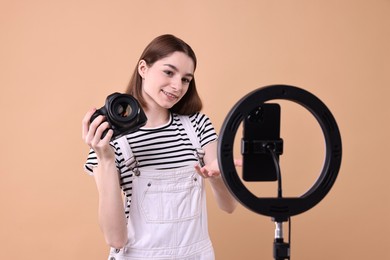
[173,112,211,122]
[173,112,215,134]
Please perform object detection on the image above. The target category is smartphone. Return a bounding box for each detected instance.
[241,103,282,182]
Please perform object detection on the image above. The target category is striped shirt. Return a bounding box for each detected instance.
[84,112,217,173]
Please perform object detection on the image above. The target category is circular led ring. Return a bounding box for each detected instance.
[218,85,342,220]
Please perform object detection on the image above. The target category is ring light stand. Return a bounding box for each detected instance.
[218,85,342,259]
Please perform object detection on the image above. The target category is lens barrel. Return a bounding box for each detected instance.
[107,94,139,126]
[90,93,147,140]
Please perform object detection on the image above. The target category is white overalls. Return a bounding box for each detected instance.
[109,116,215,260]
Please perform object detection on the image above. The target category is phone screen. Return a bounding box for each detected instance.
[241,103,281,182]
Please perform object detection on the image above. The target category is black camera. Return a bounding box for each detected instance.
[90,92,147,140]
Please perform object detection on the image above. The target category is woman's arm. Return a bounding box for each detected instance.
[82,109,128,249]
[93,160,128,249]
[195,141,239,213]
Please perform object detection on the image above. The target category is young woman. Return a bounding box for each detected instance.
[82,34,238,260]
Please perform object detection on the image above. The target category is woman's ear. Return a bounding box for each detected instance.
[138,60,148,78]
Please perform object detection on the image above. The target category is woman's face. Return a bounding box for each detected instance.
[138,51,194,111]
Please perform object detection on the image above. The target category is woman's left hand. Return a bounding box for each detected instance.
[194,159,242,179]
[194,159,220,179]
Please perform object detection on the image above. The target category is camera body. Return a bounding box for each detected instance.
[90,92,147,140]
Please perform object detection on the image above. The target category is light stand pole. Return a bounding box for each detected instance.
[273,220,290,260]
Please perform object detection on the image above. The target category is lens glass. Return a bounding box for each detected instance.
[115,102,132,118]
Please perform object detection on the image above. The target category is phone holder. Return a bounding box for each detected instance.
[241,139,284,155]
[218,85,342,259]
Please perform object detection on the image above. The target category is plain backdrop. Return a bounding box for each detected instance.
[1,0,389,259]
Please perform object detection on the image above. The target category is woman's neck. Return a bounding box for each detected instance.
[143,107,170,128]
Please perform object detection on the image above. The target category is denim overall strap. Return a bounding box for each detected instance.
[117,137,137,171]
[178,115,205,167]
[116,136,139,220]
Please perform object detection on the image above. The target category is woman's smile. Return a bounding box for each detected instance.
[161,89,179,101]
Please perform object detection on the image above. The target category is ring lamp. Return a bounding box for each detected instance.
[218,85,342,221]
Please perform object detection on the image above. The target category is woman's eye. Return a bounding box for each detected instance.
[182,78,191,84]
[164,70,173,76]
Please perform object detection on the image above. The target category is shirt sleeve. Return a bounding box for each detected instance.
[83,143,123,175]
[84,148,98,175]
[190,112,218,147]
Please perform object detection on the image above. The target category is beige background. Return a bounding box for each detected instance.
[1,0,389,259]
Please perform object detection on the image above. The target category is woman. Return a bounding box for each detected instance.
[82,34,238,260]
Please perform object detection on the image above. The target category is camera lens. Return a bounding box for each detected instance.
[98,92,147,140]
[109,95,138,123]
[115,102,132,118]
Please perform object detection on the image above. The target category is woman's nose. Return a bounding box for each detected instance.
[171,77,182,90]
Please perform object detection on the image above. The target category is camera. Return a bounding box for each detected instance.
[90,92,147,140]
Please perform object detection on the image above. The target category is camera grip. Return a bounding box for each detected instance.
[90,108,110,139]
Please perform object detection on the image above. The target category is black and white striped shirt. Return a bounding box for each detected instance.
[84,112,218,173]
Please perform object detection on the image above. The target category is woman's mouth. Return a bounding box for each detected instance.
[161,90,178,100]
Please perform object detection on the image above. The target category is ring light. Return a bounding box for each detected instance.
[218,85,342,221]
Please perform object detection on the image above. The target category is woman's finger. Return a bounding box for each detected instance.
[84,115,105,144]
[91,121,110,146]
[234,159,243,167]
[82,108,96,140]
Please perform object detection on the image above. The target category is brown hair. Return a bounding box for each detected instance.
[125,34,202,115]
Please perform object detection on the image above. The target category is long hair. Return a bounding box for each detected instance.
[125,34,202,115]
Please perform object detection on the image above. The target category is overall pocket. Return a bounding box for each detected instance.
[139,175,202,223]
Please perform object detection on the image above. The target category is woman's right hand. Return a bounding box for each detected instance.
[82,108,115,162]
